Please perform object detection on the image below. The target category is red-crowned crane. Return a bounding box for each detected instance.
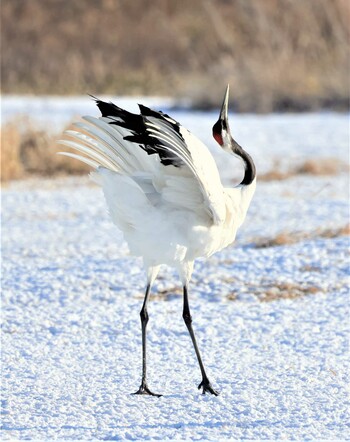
[58,85,256,397]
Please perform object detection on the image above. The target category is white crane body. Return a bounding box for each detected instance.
[58,85,256,396]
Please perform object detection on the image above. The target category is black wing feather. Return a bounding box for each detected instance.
[93,98,190,167]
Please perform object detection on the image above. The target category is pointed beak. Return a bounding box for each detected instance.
[219,84,230,121]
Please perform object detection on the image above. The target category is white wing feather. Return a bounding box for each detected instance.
[58,111,226,225]
[142,116,226,224]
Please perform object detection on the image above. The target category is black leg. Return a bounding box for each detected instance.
[182,285,219,396]
[133,283,162,397]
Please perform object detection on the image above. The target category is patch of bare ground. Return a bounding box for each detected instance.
[259,158,349,182]
[300,265,322,272]
[135,287,183,301]
[252,224,350,248]
[227,281,322,302]
[256,282,321,302]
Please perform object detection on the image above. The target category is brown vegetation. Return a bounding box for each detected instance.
[259,158,349,181]
[135,287,183,301]
[253,224,350,248]
[1,0,349,112]
[227,281,322,302]
[1,120,90,182]
[0,123,24,182]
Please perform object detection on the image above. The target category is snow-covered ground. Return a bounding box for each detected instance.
[1,99,350,440]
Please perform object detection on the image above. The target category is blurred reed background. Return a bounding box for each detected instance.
[2,0,349,110]
[1,0,349,181]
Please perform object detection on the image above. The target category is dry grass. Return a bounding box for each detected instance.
[258,282,321,302]
[226,271,349,302]
[258,170,292,182]
[296,159,347,176]
[1,0,349,112]
[227,281,323,302]
[253,224,350,248]
[134,286,182,301]
[259,158,349,181]
[0,122,24,181]
[227,282,322,302]
[1,120,90,182]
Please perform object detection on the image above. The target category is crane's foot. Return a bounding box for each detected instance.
[132,383,162,397]
[198,378,219,396]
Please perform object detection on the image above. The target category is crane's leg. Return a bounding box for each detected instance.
[183,284,219,396]
[133,280,161,397]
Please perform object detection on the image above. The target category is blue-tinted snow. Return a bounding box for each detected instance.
[1,102,350,440]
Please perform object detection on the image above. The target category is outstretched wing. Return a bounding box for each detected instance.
[95,99,187,168]
[58,99,226,225]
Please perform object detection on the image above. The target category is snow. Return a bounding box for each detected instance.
[1,100,350,440]
[1,95,174,130]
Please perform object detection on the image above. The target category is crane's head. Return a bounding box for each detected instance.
[212,84,256,185]
[212,84,242,153]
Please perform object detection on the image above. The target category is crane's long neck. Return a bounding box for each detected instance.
[231,146,257,229]
[230,137,256,186]
[239,148,256,185]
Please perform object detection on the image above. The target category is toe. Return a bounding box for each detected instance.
[132,385,162,397]
[198,379,219,396]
